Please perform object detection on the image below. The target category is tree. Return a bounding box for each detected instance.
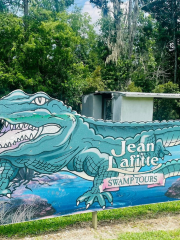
[98,10,162,92]
[141,0,180,84]
[31,0,74,13]
[128,0,139,59]
[0,0,28,15]
[153,82,180,120]
[0,0,10,12]
[0,10,105,110]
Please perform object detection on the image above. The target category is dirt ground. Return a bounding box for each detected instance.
[10,212,180,240]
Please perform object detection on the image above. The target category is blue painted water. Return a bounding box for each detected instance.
[21,145,180,217]
[22,173,180,217]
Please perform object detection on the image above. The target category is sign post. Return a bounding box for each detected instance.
[92,212,97,229]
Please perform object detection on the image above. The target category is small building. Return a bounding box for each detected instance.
[82,91,180,122]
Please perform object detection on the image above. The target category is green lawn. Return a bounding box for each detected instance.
[117,229,180,240]
[1,201,180,238]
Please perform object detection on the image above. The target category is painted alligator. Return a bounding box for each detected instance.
[0,90,180,209]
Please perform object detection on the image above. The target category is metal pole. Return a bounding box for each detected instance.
[92,211,97,229]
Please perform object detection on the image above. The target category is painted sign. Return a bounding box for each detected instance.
[0,90,180,225]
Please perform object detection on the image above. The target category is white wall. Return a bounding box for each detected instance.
[82,93,154,122]
[120,97,153,122]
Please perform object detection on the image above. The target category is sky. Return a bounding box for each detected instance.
[68,0,102,25]
[81,1,101,24]
[68,0,129,26]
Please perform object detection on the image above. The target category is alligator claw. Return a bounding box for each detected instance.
[6,194,11,198]
[77,190,113,209]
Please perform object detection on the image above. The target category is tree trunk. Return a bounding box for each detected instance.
[128,0,139,59]
[54,0,59,12]
[172,0,177,84]
[128,0,132,58]
[24,0,28,16]
[106,0,122,64]
[23,0,29,36]
[131,0,139,56]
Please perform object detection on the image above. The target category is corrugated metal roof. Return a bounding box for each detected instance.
[91,91,180,99]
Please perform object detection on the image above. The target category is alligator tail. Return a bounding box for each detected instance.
[153,159,180,179]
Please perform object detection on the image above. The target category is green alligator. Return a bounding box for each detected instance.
[0,90,180,209]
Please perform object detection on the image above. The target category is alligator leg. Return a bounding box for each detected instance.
[139,134,171,159]
[76,154,118,209]
[0,159,18,197]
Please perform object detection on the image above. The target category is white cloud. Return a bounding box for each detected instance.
[82,2,101,25]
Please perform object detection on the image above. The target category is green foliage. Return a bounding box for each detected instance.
[126,82,142,92]
[102,58,132,91]
[117,229,180,240]
[82,66,105,94]
[0,10,105,110]
[0,0,20,13]
[153,82,180,120]
[130,13,161,92]
[0,1,7,12]
[0,0,180,117]
[141,0,180,84]
[68,8,101,70]
[153,81,179,94]
[98,12,168,93]
[32,0,74,12]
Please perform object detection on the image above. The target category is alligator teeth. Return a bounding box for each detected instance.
[34,126,43,139]
[30,133,33,140]
[0,121,61,150]
[41,125,61,135]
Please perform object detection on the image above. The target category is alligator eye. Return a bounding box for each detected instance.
[31,97,49,105]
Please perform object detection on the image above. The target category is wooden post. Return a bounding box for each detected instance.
[92,211,97,229]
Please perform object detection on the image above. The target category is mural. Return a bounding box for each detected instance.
[1,90,180,224]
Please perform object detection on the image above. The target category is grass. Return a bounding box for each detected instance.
[1,201,180,238]
[117,229,180,240]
